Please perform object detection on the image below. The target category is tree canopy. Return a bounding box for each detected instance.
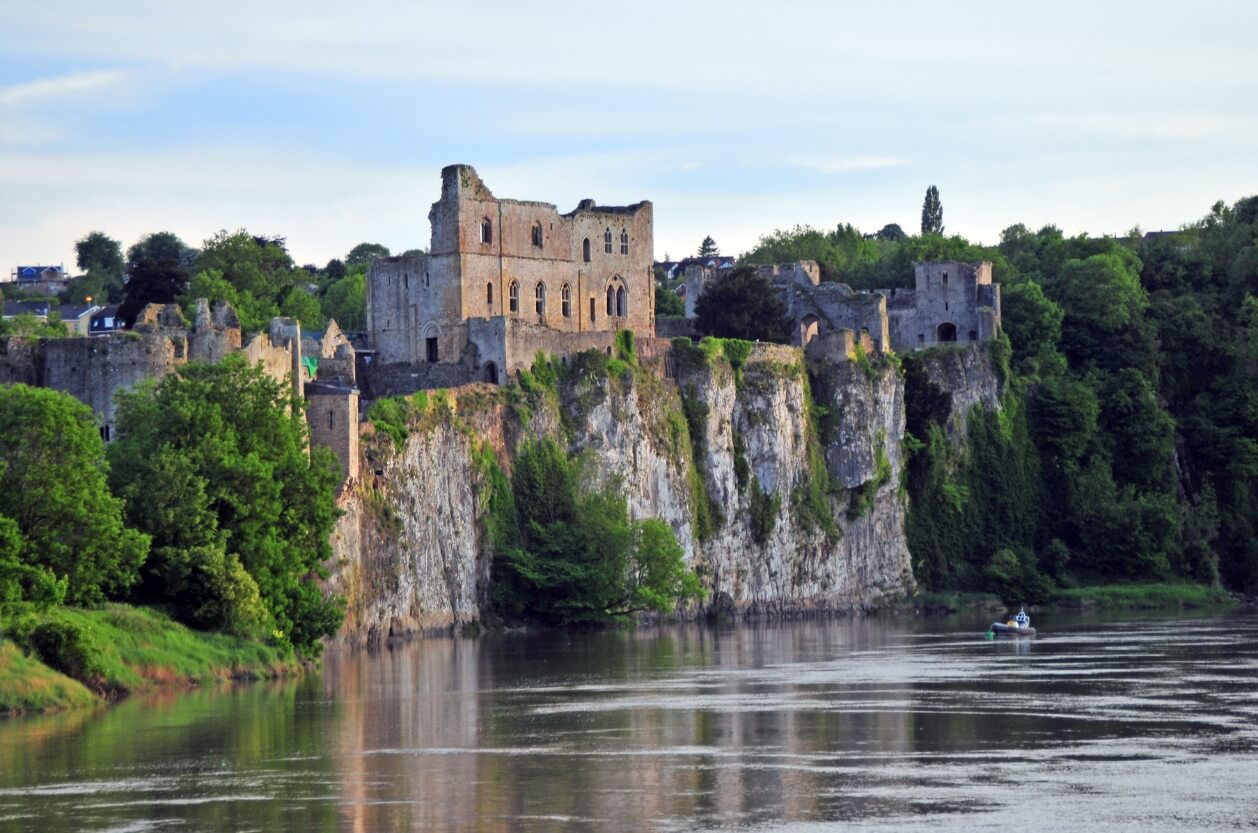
[108,356,343,652]
[0,385,148,606]
[697,236,720,257]
[489,438,702,624]
[694,266,792,343]
[346,242,390,267]
[921,185,943,235]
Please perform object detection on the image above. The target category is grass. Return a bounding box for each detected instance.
[0,641,98,714]
[1049,583,1235,610]
[2,603,299,715]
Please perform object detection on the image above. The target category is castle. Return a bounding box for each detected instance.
[682,259,1001,355]
[366,165,657,387]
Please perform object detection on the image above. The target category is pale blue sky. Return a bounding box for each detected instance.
[2,1,1256,272]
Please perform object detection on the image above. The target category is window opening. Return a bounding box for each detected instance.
[426,337,439,362]
[606,285,615,316]
[480,218,492,244]
[487,282,494,307]
[616,286,626,317]
[532,222,543,248]
[619,229,629,255]
[535,281,546,316]
[604,227,613,254]
[561,283,571,318]
[590,297,596,321]
[509,281,519,313]
[582,238,591,262]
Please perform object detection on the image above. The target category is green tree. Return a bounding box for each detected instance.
[921,185,943,235]
[194,230,295,304]
[0,386,148,606]
[128,231,194,272]
[877,223,907,242]
[183,268,279,335]
[321,271,366,330]
[694,266,792,343]
[1001,280,1064,373]
[697,236,719,257]
[108,356,343,652]
[490,438,701,624]
[74,231,125,302]
[117,255,191,326]
[345,242,391,267]
[279,286,324,329]
[655,285,685,317]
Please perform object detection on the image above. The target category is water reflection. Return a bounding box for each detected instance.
[1,612,1256,831]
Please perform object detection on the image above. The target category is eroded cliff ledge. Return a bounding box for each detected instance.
[328,341,1001,643]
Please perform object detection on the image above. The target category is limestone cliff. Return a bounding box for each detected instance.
[329,343,999,643]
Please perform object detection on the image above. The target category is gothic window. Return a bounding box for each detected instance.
[480,217,493,244]
[535,281,546,316]
[532,222,543,248]
[606,285,615,316]
[561,283,571,318]
[620,229,629,255]
[583,238,591,263]
[604,227,613,254]
[616,286,626,317]
[509,280,519,313]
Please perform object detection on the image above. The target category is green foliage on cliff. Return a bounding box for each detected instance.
[488,438,702,624]
[109,355,344,654]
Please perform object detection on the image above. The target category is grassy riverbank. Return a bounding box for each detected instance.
[1,603,299,715]
[914,582,1237,615]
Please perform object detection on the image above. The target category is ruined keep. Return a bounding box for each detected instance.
[885,261,1001,351]
[367,164,655,385]
[684,259,1001,354]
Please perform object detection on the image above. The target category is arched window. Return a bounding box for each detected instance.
[606,285,615,316]
[535,281,546,316]
[561,283,571,318]
[582,238,591,263]
[619,228,629,255]
[509,281,519,313]
[532,222,543,248]
[486,282,494,307]
[589,297,596,322]
[604,227,613,254]
[937,322,957,342]
[480,218,492,244]
[616,286,626,317]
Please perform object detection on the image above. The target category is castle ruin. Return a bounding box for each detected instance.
[683,259,1001,355]
[367,165,657,387]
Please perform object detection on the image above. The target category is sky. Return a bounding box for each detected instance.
[2,1,1257,274]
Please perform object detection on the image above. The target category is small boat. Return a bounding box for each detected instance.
[986,606,1035,637]
[988,621,1036,637]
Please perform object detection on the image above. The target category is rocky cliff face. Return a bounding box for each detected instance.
[329,343,997,643]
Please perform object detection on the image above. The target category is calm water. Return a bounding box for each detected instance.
[2,612,1257,832]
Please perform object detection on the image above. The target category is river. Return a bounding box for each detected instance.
[1,611,1256,832]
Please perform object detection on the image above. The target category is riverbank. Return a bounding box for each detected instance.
[0,603,300,716]
[913,582,1237,616]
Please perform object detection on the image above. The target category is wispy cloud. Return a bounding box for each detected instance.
[0,70,129,107]
[787,156,910,175]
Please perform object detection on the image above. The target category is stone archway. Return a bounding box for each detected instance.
[936,322,957,343]
[484,361,499,384]
[800,314,821,346]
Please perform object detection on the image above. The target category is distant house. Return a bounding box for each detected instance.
[90,305,125,335]
[59,304,101,336]
[10,265,70,297]
[2,300,101,335]
[655,260,682,281]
